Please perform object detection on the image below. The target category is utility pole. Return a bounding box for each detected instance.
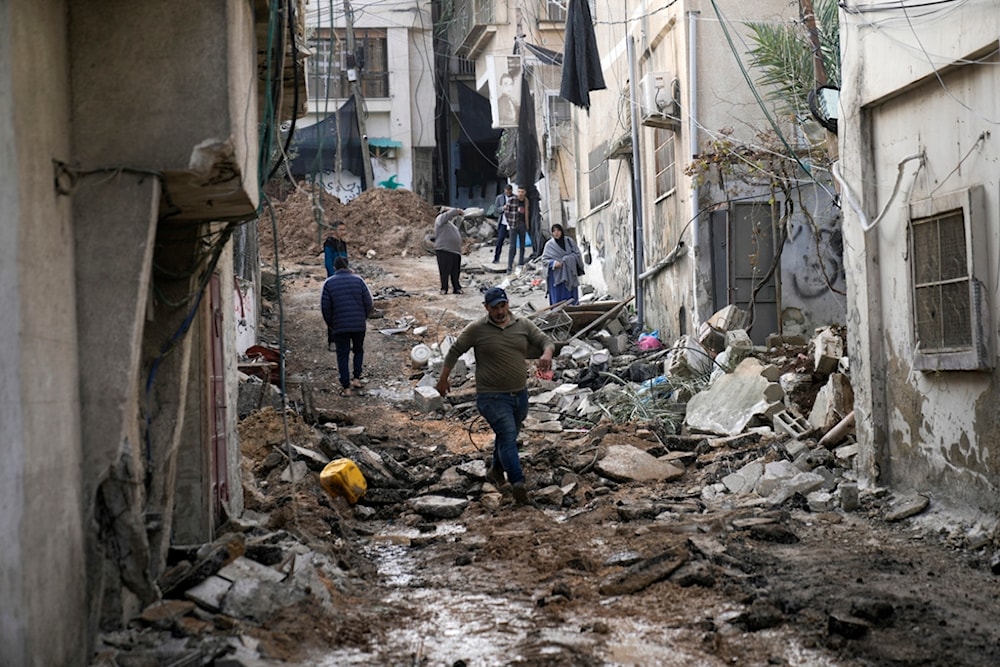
[343,0,374,189]
[799,0,827,86]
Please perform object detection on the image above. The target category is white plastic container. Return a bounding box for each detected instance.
[410,343,431,368]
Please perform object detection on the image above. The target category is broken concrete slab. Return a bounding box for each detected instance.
[534,485,566,505]
[289,444,329,471]
[409,495,469,519]
[218,556,286,584]
[722,461,763,495]
[767,472,826,506]
[594,444,684,483]
[280,461,309,483]
[665,335,714,379]
[809,374,854,433]
[684,358,786,436]
[185,575,231,613]
[755,460,802,497]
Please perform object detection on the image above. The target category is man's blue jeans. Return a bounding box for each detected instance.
[507,225,527,271]
[476,390,529,484]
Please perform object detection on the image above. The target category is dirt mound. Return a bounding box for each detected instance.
[259,186,440,263]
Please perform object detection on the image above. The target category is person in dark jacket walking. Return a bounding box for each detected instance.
[321,256,374,395]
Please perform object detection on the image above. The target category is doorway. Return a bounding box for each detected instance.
[709,202,779,344]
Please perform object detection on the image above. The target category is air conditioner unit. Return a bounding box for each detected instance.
[639,72,680,129]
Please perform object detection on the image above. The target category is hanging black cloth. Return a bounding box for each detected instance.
[514,74,542,257]
[559,0,606,110]
[287,97,365,183]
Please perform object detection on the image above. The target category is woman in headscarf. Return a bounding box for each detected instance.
[433,207,464,294]
[542,223,583,305]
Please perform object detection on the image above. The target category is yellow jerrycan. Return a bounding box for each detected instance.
[320,458,367,504]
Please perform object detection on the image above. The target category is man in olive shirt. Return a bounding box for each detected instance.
[436,287,554,505]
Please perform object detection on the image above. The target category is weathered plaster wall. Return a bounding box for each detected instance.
[581,0,811,337]
[840,0,1000,511]
[0,1,88,665]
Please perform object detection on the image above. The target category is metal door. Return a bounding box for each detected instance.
[710,203,779,344]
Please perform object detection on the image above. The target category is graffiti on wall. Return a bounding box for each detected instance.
[317,170,363,203]
[786,216,846,300]
[593,200,634,297]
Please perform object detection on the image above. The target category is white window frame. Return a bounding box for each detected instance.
[909,184,992,371]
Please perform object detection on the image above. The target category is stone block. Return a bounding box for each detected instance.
[839,482,860,511]
[755,460,801,497]
[604,334,630,355]
[595,445,684,483]
[807,491,837,512]
[813,327,844,374]
[783,438,810,458]
[722,460,763,495]
[413,385,444,412]
[706,304,750,332]
[767,472,826,505]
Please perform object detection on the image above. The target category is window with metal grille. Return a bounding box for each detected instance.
[909,185,992,371]
[588,142,610,209]
[308,28,389,101]
[545,0,567,22]
[653,128,676,197]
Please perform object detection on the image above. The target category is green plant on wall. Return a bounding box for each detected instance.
[745,0,840,118]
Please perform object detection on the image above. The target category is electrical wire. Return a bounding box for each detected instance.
[900,3,1000,125]
[840,0,969,14]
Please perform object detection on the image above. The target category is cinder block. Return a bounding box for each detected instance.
[773,409,815,439]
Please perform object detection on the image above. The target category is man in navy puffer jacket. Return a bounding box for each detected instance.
[321,256,374,395]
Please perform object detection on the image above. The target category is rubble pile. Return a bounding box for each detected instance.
[94,309,1000,664]
[258,186,441,261]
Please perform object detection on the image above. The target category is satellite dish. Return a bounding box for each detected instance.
[808,85,839,134]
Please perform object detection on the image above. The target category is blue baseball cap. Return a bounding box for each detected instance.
[484,287,509,306]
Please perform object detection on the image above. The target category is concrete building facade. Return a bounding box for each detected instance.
[299,0,437,202]
[445,0,845,342]
[837,0,1000,515]
[571,0,844,343]
[0,1,305,663]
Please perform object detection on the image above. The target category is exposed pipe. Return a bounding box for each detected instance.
[628,35,645,330]
[688,10,700,326]
[831,153,924,232]
[819,410,856,449]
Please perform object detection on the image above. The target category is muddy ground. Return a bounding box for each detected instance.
[224,188,1000,667]
[103,188,1000,666]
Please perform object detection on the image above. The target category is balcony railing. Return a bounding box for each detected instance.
[450,0,496,58]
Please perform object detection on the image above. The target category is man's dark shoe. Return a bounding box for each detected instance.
[486,465,506,487]
[512,482,529,506]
